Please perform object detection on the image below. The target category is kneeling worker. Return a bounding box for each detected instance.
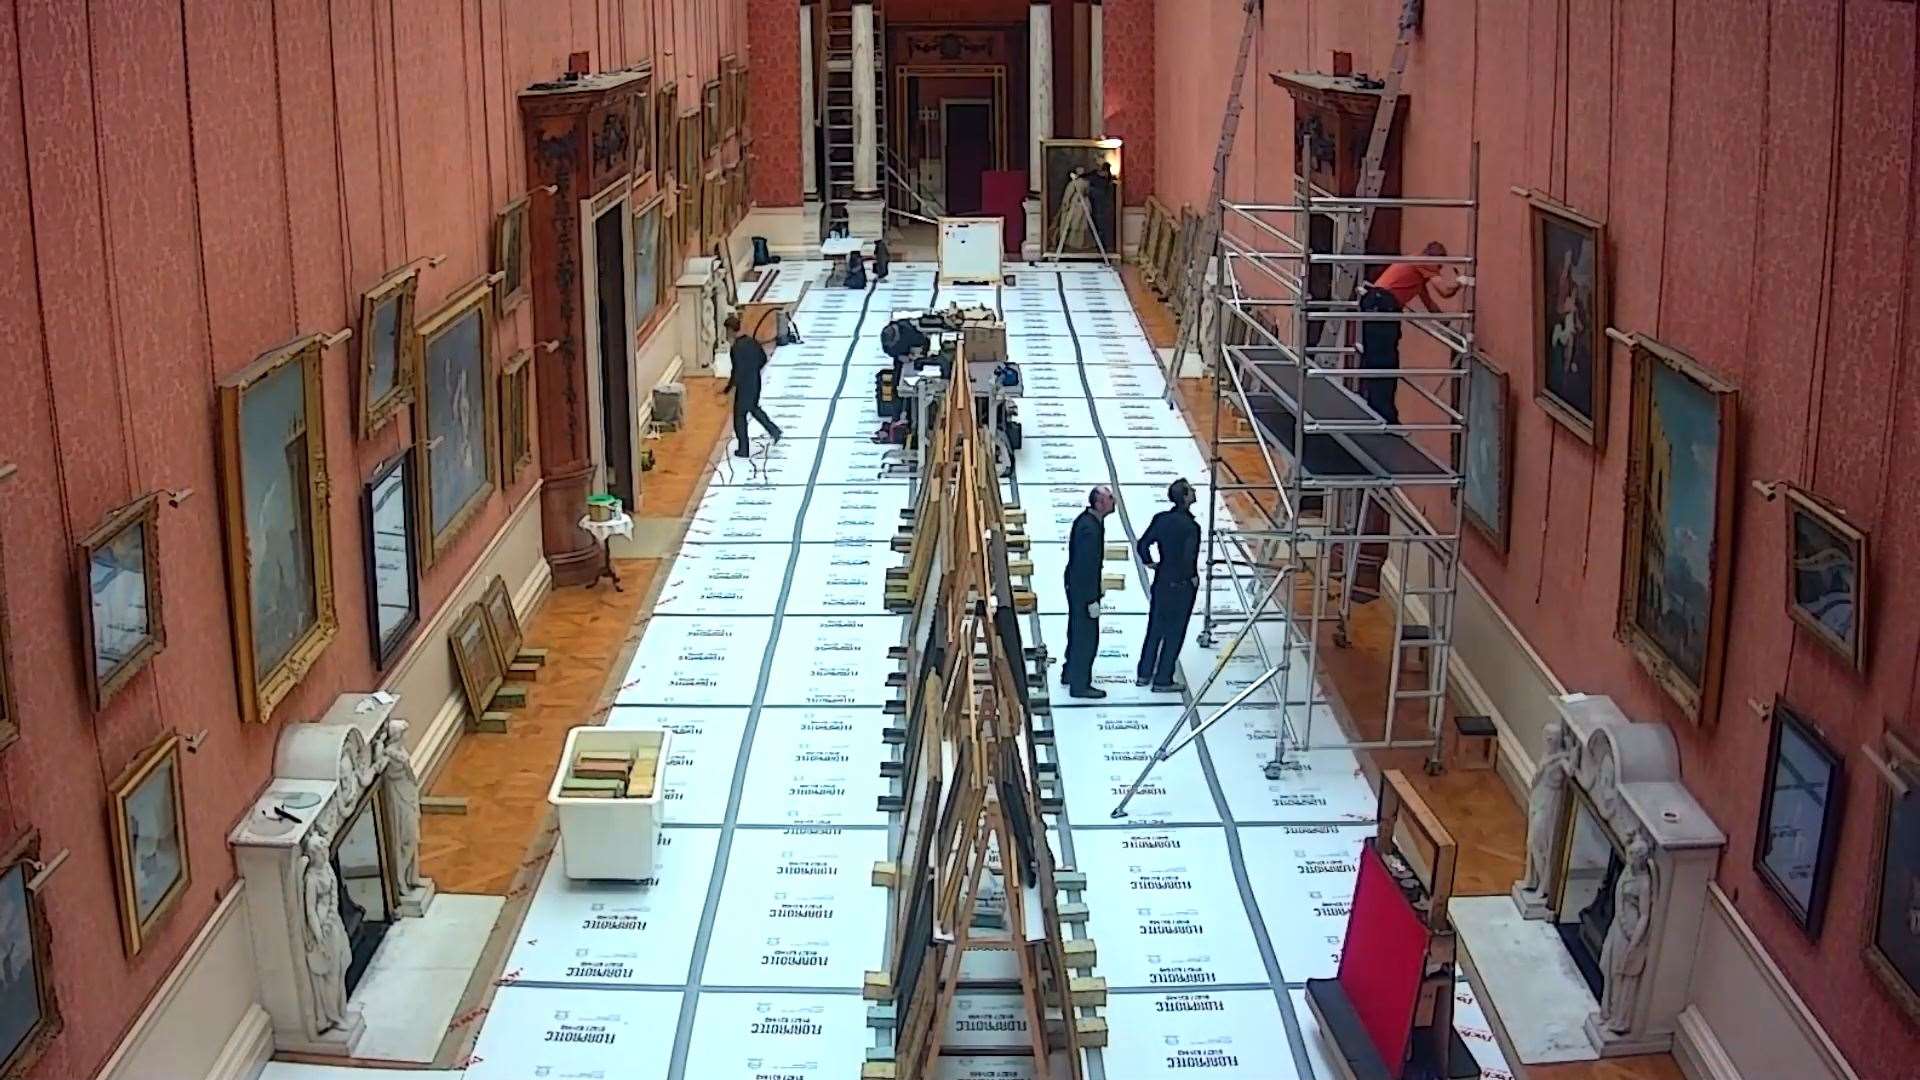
[725,313,783,457]
[1135,479,1202,692]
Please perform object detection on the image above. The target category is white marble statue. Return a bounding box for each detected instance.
[382,719,424,892]
[299,834,353,1033]
[1600,834,1654,1034]
[1517,718,1575,905]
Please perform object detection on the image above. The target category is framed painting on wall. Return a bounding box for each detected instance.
[718,57,737,138]
[632,195,666,332]
[415,282,498,563]
[77,493,165,711]
[1529,199,1610,447]
[108,734,189,956]
[494,195,531,313]
[0,832,60,1077]
[1617,338,1737,723]
[450,603,504,719]
[1753,701,1845,936]
[357,268,418,437]
[1460,353,1512,551]
[362,449,420,670]
[730,62,749,136]
[1783,486,1868,670]
[656,81,679,189]
[627,76,652,184]
[217,335,338,725]
[1867,736,1920,1022]
[500,348,534,486]
[1039,138,1122,261]
[702,78,722,158]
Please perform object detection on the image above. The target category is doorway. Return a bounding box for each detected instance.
[594,204,635,510]
[943,100,993,215]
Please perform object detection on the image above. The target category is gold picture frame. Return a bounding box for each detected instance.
[415,281,499,564]
[702,78,722,158]
[718,56,738,138]
[1039,138,1123,261]
[480,574,523,662]
[356,268,418,437]
[493,195,531,313]
[108,734,190,956]
[76,492,165,711]
[627,73,653,185]
[217,336,337,726]
[656,80,679,189]
[500,348,534,485]
[450,602,504,719]
[0,831,61,1077]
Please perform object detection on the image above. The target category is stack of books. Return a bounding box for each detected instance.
[558,746,659,799]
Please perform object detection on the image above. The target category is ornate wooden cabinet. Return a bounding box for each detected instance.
[1270,71,1407,303]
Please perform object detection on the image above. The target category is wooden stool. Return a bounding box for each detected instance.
[1397,623,1433,675]
[1451,714,1498,772]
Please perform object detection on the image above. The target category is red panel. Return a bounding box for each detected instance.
[747,0,801,205]
[1102,0,1154,204]
[983,170,1028,253]
[1336,841,1430,1076]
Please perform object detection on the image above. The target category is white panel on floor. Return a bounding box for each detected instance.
[705,438,823,485]
[605,706,751,824]
[1052,706,1219,825]
[259,1067,447,1080]
[1025,544,1147,615]
[1105,990,1303,1079]
[1062,287,1135,312]
[815,439,908,484]
[942,285,1000,309]
[616,616,775,706]
[1096,397,1194,438]
[1004,308,1073,336]
[796,286,867,312]
[757,396,834,434]
[1015,437,1116,484]
[1118,485,1234,535]
[801,484,904,542]
[783,543,890,614]
[765,618,901,706]
[1005,335,1080,365]
[686,485,810,544]
[1082,362,1168,398]
[1036,614,1173,703]
[1073,826,1269,988]
[1238,824,1368,982]
[703,827,887,987]
[505,829,719,986]
[1181,640,1324,711]
[683,991,870,1079]
[944,992,1037,1051]
[1108,436,1207,485]
[999,288,1063,313]
[1019,396,1100,437]
[771,336,856,366]
[823,401,894,440]
[1070,307,1146,340]
[653,546,790,615]
[349,893,505,1062]
[762,363,845,399]
[797,307,867,337]
[737,710,887,825]
[463,985,678,1080]
[1016,483,1102,543]
[1018,363,1087,397]
[934,1055,1075,1080]
[1210,741,1377,825]
[1078,335,1161,365]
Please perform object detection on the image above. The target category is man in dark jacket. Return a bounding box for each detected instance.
[1134,478,1202,691]
[1062,486,1116,699]
[725,313,783,457]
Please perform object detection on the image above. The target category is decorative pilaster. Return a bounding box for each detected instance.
[800,2,817,199]
[1088,0,1104,137]
[851,0,878,199]
[1029,0,1054,192]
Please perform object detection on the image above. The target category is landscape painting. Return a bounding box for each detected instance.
[1785,487,1868,669]
[1531,200,1609,446]
[1619,339,1737,722]
[418,289,497,559]
[0,835,58,1076]
[1461,353,1511,550]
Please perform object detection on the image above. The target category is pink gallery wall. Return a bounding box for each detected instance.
[1153,2,1920,1073]
[0,1,745,1077]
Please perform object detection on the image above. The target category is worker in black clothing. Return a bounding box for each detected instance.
[1062,486,1116,699]
[724,313,783,457]
[1134,479,1202,691]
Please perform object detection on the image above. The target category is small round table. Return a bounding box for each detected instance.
[577,511,635,590]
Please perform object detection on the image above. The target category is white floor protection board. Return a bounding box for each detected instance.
[783,543,892,615]
[1210,743,1378,825]
[1289,987,1515,1079]
[1016,437,1121,485]
[1107,436,1208,485]
[764,618,901,705]
[1036,615,1180,702]
[942,284,1002,309]
[736,713,889,825]
[943,991,1038,1052]
[1052,707,1220,825]
[349,893,505,1062]
[1019,396,1100,437]
[685,483,811,543]
[1000,289,1064,313]
[1016,483,1105,543]
[504,829,720,986]
[801,483,907,542]
[1002,307,1074,337]
[796,307,868,338]
[761,362,847,399]
[704,437,823,485]
[757,395,836,434]
[936,1054,1075,1080]
[615,616,775,706]
[815,439,910,484]
[1104,990,1303,1080]
[1018,363,1088,397]
[605,706,751,824]
[1095,397,1197,439]
[1074,334,1161,366]
[703,826,887,987]
[771,336,858,366]
[1069,306,1146,340]
[1237,824,1369,982]
[1181,639,1325,710]
[260,1067,447,1080]
[1072,827,1270,988]
[652,545,791,615]
[1062,287,1138,312]
[1005,334,1081,365]
[463,985,678,1079]
[1026,544,1148,615]
[1081,362,1169,399]
[682,991,870,1079]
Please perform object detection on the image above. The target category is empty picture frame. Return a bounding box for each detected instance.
[480,574,523,662]
[416,281,499,562]
[702,78,721,158]
[1530,198,1610,447]
[76,493,165,711]
[0,831,61,1077]
[1460,353,1513,551]
[494,195,531,313]
[1753,700,1845,936]
[108,734,189,956]
[357,268,418,437]
[362,448,420,670]
[500,348,534,485]
[450,603,505,719]
[1783,486,1868,670]
[1618,337,1737,724]
[217,335,338,725]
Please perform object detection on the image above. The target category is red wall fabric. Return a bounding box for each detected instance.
[1102,0,1155,204]
[983,170,1030,253]
[1151,3,1920,1073]
[747,0,801,205]
[1336,841,1431,1075]
[0,2,748,1076]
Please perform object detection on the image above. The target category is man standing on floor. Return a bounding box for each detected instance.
[1135,478,1202,692]
[725,313,783,457]
[1063,485,1116,699]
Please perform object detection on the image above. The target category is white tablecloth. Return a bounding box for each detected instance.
[578,511,635,544]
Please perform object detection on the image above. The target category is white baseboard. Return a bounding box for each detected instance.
[1675,1006,1741,1080]
[206,1005,272,1080]
[92,885,265,1080]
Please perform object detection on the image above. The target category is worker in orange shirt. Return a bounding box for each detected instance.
[1355,241,1464,424]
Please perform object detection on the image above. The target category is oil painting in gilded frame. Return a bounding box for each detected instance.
[415,281,499,564]
[493,195,531,314]
[1039,138,1122,261]
[730,61,749,136]
[500,348,534,486]
[632,194,668,333]
[656,80,679,189]
[1617,337,1737,724]
[108,734,189,956]
[1783,486,1868,670]
[1460,352,1513,552]
[362,448,420,670]
[450,602,505,719]
[480,574,524,663]
[1866,738,1920,1022]
[1753,700,1845,936]
[0,831,61,1077]
[357,268,418,437]
[702,78,722,158]
[627,73,652,184]
[0,537,15,755]
[1530,198,1610,447]
[217,335,337,726]
[77,492,165,711]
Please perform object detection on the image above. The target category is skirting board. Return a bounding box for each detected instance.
[207,1005,272,1080]
[1675,1006,1740,1080]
